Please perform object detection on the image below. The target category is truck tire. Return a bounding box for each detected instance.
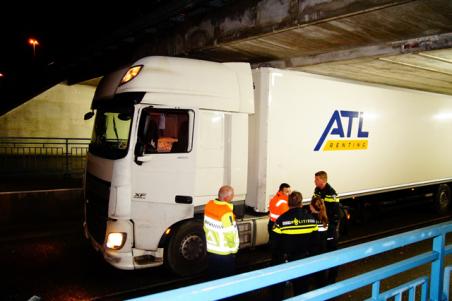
[433,184,451,214]
[165,220,207,276]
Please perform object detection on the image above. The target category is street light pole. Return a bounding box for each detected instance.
[28,38,39,58]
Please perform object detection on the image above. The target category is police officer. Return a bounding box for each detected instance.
[313,170,340,284]
[272,191,318,298]
[203,185,240,279]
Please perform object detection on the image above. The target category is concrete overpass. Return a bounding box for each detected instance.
[71,0,452,96]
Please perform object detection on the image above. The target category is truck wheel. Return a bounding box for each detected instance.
[433,184,451,214]
[165,220,207,276]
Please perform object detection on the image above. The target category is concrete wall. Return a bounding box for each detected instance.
[0,83,95,138]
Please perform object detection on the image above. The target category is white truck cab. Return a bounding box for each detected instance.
[84,57,257,274]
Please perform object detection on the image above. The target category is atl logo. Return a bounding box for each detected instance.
[314,110,369,151]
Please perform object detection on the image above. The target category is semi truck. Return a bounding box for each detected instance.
[83,56,452,276]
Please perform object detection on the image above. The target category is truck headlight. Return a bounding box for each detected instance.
[106,232,127,250]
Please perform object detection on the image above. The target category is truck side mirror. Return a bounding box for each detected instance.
[84,111,94,120]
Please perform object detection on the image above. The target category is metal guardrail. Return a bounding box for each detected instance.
[0,137,90,156]
[0,137,90,176]
[129,221,452,301]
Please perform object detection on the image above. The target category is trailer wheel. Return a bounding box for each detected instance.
[433,184,451,214]
[165,220,207,276]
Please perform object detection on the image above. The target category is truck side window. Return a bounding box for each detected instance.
[139,108,191,154]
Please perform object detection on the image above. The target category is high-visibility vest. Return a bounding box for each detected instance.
[268,191,289,222]
[203,199,239,255]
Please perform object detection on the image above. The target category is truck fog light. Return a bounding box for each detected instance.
[106,232,127,250]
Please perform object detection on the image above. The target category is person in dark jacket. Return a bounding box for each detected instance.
[272,191,318,299]
[312,170,340,284]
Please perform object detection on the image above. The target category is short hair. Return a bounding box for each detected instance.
[315,171,328,181]
[218,185,234,200]
[279,183,290,191]
[288,191,303,207]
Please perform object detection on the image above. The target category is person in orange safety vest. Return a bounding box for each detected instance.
[268,183,291,264]
[204,185,239,279]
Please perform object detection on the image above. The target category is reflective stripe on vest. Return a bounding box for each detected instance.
[273,224,318,235]
[204,200,239,255]
[318,224,328,232]
[270,212,280,220]
[314,193,340,203]
[324,195,339,203]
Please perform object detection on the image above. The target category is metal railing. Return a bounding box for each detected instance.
[129,221,452,301]
[0,137,90,176]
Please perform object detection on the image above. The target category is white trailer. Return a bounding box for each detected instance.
[83,56,452,275]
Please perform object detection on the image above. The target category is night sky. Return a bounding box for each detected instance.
[0,2,165,114]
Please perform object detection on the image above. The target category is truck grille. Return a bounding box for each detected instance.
[85,172,110,245]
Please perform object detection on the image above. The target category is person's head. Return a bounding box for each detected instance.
[314,171,328,189]
[288,191,303,208]
[310,196,328,226]
[278,183,291,196]
[218,185,234,202]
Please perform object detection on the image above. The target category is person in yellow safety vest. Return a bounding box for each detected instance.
[203,185,239,279]
[313,170,340,284]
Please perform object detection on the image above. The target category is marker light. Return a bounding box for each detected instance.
[106,232,127,250]
[120,65,143,85]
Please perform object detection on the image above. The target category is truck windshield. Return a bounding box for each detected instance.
[89,107,134,159]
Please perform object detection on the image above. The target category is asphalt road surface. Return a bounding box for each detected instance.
[1,200,450,300]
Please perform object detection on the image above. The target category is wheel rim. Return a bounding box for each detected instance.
[180,234,204,261]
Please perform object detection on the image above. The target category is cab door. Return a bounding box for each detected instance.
[131,106,197,250]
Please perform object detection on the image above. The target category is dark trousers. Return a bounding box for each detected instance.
[312,240,328,289]
[326,222,339,284]
[207,253,235,280]
[268,220,280,266]
[268,220,275,243]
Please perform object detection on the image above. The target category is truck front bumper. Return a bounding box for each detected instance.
[83,221,164,270]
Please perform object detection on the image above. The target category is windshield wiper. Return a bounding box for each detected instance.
[112,116,120,143]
